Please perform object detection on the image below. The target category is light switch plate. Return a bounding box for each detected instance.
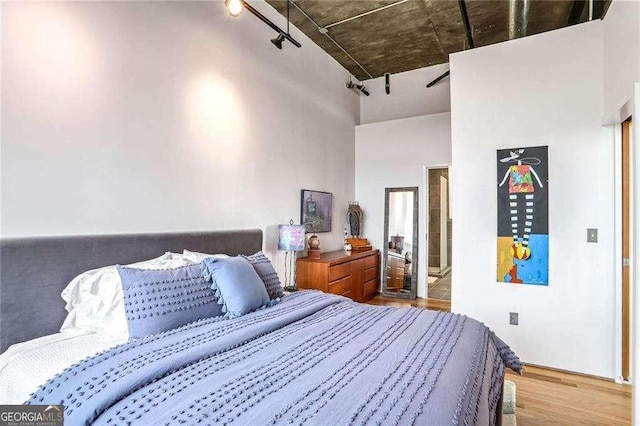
[509,312,519,326]
[587,228,598,243]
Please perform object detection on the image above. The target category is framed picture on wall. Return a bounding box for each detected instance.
[300,189,332,233]
[496,145,549,285]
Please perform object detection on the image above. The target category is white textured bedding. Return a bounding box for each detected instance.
[0,330,125,404]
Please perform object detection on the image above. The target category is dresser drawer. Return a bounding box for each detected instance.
[364,278,378,295]
[328,263,351,282]
[364,267,378,282]
[364,254,379,269]
[328,276,353,296]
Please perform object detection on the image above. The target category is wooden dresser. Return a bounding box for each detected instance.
[296,249,380,302]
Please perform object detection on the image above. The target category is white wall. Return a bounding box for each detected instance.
[603,0,640,123]
[355,112,452,298]
[451,21,615,378]
[1,1,359,270]
[360,64,451,125]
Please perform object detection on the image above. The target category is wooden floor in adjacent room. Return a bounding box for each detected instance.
[368,294,632,425]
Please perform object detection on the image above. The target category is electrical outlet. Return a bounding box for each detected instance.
[509,312,519,326]
[587,228,598,243]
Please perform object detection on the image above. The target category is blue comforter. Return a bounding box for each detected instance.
[28,291,521,425]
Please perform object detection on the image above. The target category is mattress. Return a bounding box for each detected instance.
[28,291,521,425]
[0,329,126,404]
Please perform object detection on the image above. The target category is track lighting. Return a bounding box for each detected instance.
[346,80,370,96]
[225,0,243,17]
[225,0,301,50]
[271,33,285,49]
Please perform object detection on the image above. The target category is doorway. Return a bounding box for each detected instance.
[427,166,452,302]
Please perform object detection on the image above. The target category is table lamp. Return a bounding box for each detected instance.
[278,220,306,291]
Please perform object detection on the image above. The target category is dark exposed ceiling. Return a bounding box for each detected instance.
[265,0,611,81]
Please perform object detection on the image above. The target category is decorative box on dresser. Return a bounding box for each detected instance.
[296,249,380,302]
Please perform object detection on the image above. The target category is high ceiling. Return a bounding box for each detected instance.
[265,0,611,81]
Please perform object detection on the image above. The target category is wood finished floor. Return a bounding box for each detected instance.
[366,294,451,312]
[506,366,631,425]
[367,294,632,425]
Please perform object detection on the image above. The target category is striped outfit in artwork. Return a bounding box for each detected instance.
[507,164,536,260]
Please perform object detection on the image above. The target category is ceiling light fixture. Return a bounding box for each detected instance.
[225,0,243,17]
[225,0,301,49]
[271,33,285,49]
[346,79,370,96]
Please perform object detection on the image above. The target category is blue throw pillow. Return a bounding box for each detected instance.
[117,264,222,339]
[201,257,271,319]
[242,251,283,300]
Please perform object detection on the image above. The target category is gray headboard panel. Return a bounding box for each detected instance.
[0,229,263,352]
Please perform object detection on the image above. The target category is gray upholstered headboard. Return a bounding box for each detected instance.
[0,229,263,352]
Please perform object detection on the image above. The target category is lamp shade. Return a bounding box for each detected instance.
[278,224,306,251]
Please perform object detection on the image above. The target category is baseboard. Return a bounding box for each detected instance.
[522,362,617,383]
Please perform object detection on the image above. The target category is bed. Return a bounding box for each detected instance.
[0,229,521,425]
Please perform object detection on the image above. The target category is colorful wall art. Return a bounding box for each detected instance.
[497,146,549,285]
[278,224,306,251]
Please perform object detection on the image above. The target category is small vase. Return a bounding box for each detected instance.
[308,235,320,250]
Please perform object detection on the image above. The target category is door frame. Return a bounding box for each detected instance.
[632,83,640,423]
[611,85,638,390]
[622,118,632,382]
[614,119,628,384]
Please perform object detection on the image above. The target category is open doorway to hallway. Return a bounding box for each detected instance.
[427,166,452,302]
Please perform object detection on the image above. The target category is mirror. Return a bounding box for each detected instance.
[382,187,419,299]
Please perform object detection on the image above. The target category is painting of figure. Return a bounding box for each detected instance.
[497,146,549,285]
[300,190,332,233]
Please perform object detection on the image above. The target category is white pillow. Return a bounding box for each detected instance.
[60,252,194,341]
[182,249,229,263]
